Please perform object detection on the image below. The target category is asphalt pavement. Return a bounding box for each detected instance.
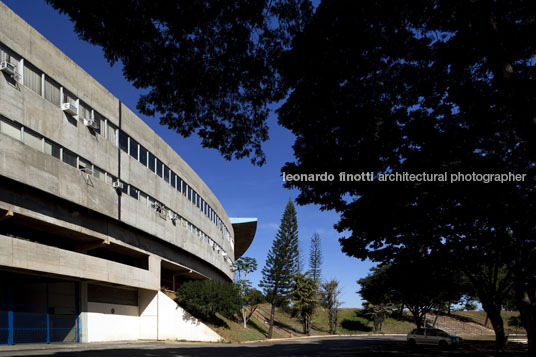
[0,336,409,357]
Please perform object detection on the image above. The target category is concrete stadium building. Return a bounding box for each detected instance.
[0,2,256,345]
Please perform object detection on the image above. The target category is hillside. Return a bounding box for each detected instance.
[207,304,415,343]
[205,305,527,343]
[451,311,525,335]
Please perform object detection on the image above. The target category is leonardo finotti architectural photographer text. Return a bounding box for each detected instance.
[282,172,527,184]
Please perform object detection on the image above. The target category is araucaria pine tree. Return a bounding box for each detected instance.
[260,199,300,339]
[309,232,322,283]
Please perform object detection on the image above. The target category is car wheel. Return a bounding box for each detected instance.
[439,340,448,348]
[407,339,416,346]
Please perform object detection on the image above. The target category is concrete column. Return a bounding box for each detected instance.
[79,281,88,343]
[148,255,161,285]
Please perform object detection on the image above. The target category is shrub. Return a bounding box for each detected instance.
[175,280,241,322]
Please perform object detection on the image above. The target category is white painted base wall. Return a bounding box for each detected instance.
[85,290,221,343]
[86,302,139,342]
[157,291,222,342]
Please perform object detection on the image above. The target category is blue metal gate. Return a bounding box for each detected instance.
[0,279,80,345]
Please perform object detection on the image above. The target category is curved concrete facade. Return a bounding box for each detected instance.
[0,2,252,344]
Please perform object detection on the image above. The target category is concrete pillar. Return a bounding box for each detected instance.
[148,255,161,286]
[79,281,88,343]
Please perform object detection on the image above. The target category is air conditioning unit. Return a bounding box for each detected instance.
[0,61,15,76]
[83,118,100,130]
[112,181,124,190]
[61,102,79,116]
[169,212,179,221]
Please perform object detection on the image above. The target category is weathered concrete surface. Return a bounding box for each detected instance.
[0,1,237,280]
[0,234,159,290]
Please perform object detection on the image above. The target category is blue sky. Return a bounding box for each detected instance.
[4,0,375,307]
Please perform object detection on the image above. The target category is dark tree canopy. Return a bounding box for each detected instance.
[359,256,465,329]
[46,0,312,165]
[278,1,536,351]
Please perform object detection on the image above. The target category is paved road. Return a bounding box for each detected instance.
[0,336,410,357]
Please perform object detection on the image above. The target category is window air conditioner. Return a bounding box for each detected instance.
[0,61,15,76]
[61,102,79,116]
[112,181,124,190]
[83,118,99,130]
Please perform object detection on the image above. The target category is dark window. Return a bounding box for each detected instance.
[129,185,139,199]
[177,178,183,193]
[187,185,192,201]
[129,137,139,160]
[88,284,138,306]
[170,171,176,189]
[62,150,77,167]
[139,145,147,166]
[415,329,425,336]
[163,165,170,183]
[119,131,128,152]
[156,159,163,177]
[44,139,61,159]
[148,152,156,172]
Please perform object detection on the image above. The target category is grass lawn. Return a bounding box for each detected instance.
[452,311,526,334]
[208,305,417,342]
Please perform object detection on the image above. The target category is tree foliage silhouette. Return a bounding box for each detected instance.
[46,0,312,165]
[278,1,536,351]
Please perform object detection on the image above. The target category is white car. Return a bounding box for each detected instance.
[407,328,464,347]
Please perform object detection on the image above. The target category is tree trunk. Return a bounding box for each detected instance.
[242,308,247,328]
[518,292,536,357]
[486,306,507,351]
[433,313,439,327]
[411,311,424,329]
[267,303,276,339]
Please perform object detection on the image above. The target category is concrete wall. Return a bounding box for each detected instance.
[84,290,220,343]
[86,302,139,342]
[139,289,158,340]
[156,292,222,342]
[0,234,159,290]
[0,1,235,280]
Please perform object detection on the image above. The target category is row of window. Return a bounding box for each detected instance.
[1,43,119,147]
[118,131,232,245]
[1,41,232,245]
[0,115,232,267]
[119,182,232,265]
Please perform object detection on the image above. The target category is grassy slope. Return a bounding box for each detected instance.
[452,310,525,334]
[208,304,416,343]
